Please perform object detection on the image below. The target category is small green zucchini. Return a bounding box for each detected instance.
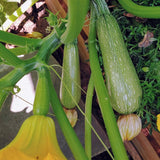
[60,41,81,109]
[97,14,142,114]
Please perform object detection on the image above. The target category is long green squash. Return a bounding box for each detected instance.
[60,41,81,109]
[97,14,142,114]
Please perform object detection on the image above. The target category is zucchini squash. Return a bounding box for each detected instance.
[97,14,142,114]
[60,41,81,109]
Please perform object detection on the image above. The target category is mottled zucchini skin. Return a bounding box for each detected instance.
[97,15,142,114]
[60,42,81,109]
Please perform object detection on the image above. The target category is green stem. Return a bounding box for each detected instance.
[117,0,160,18]
[85,74,94,160]
[36,31,61,62]
[33,66,50,115]
[60,0,90,43]
[0,68,25,90]
[0,57,37,90]
[88,4,128,160]
[0,30,41,47]
[93,0,110,15]
[8,46,35,56]
[46,68,88,160]
[0,43,23,66]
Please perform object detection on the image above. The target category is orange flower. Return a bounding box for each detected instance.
[156,114,160,132]
[0,115,67,160]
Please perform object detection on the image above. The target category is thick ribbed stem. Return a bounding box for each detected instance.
[0,43,23,67]
[85,74,94,160]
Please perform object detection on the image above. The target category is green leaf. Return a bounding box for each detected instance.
[46,9,59,27]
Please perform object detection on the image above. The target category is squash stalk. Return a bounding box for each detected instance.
[88,3,128,160]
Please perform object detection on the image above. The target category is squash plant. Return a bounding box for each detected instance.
[0,0,159,159]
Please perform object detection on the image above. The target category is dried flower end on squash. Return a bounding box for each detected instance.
[63,107,78,127]
[117,114,142,141]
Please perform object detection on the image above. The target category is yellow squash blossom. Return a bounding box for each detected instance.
[157,114,160,132]
[0,115,67,160]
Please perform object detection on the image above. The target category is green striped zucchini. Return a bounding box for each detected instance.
[97,14,142,114]
[60,41,81,109]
